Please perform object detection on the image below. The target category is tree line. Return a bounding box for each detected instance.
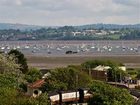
[0,26,140,40]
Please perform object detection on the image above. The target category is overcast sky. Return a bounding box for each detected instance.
[0,0,139,26]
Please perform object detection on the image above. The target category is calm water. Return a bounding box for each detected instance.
[0,40,140,56]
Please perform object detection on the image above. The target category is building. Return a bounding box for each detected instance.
[90,65,126,81]
[49,89,92,105]
[119,66,126,71]
[91,65,109,81]
[27,79,45,97]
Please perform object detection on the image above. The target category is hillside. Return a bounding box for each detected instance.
[0,23,43,30]
[0,23,140,30]
[0,23,140,40]
[75,24,140,30]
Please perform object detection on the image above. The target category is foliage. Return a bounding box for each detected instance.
[25,67,42,83]
[35,93,50,105]
[81,60,123,70]
[81,60,126,82]
[0,54,50,105]
[107,66,127,82]
[19,82,27,92]
[0,54,23,88]
[127,68,139,79]
[88,80,134,105]
[0,54,19,74]
[136,70,140,79]
[0,87,50,105]
[0,87,17,105]
[41,67,92,92]
[120,30,140,40]
[0,74,17,88]
[8,49,28,73]
[0,25,140,40]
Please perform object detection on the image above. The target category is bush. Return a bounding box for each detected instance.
[88,80,134,105]
[41,67,92,92]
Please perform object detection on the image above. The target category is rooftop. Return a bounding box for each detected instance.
[93,65,111,71]
[28,79,45,89]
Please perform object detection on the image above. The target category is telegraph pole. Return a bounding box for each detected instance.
[75,74,78,105]
[88,65,91,77]
[114,68,117,86]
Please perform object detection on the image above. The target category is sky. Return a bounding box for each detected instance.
[0,0,140,26]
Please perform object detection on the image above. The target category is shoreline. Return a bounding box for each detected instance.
[26,55,140,69]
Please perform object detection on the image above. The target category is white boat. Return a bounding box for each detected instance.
[7,47,10,50]
[17,46,20,49]
[91,46,95,49]
[25,45,30,49]
[1,47,5,50]
[108,48,112,52]
[57,47,62,51]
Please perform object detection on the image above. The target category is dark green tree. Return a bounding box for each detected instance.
[88,80,134,105]
[41,66,92,92]
[0,54,50,105]
[25,67,42,83]
[8,49,28,73]
[107,66,126,82]
[136,70,140,79]
[0,87,50,105]
[82,60,123,70]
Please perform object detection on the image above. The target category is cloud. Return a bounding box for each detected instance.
[0,0,139,26]
[15,0,22,6]
[113,0,139,7]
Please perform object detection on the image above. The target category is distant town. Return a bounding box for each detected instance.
[0,23,140,40]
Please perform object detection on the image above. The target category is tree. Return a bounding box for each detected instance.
[0,54,19,73]
[41,66,92,92]
[81,60,126,82]
[0,87,17,105]
[0,54,50,105]
[82,60,104,70]
[0,87,50,105]
[82,60,123,70]
[8,49,28,73]
[36,93,50,105]
[25,67,42,83]
[88,80,134,105]
[107,66,127,82]
[0,54,22,88]
[136,70,140,79]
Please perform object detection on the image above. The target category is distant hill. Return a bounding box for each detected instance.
[0,23,44,30]
[0,23,139,30]
[75,24,140,30]
[0,23,140,40]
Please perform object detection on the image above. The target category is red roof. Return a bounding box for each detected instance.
[28,79,45,89]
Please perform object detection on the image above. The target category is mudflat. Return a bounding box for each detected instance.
[27,55,140,69]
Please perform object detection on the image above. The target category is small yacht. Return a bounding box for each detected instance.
[1,47,5,50]
[25,45,30,49]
